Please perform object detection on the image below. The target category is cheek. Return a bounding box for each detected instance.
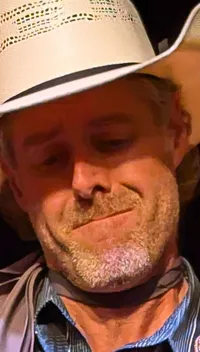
[25,188,71,238]
[39,189,72,222]
[111,157,174,194]
[15,168,71,216]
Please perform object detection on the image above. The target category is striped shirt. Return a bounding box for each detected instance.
[34,259,200,352]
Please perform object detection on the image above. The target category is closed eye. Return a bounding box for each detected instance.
[32,151,69,172]
[42,155,61,166]
[93,138,133,153]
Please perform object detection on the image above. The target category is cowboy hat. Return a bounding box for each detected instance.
[0,0,200,148]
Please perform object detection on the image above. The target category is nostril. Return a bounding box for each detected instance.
[74,188,93,200]
[93,185,108,194]
[73,185,107,209]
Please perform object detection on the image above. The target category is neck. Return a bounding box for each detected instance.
[57,247,188,351]
[61,279,188,351]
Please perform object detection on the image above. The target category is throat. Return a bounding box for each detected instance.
[48,258,188,350]
[60,279,188,352]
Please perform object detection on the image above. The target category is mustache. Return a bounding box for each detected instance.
[61,187,142,231]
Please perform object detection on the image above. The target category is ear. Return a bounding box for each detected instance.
[169,91,190,168]
[0,158,28,212]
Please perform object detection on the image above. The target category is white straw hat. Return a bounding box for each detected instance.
[0,1,200,148]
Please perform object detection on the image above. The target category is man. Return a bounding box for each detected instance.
[0,1,200,351]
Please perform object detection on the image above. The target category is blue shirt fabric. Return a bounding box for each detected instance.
[34,259,200,352]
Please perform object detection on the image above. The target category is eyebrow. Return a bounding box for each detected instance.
[88,114,132,128]
[22,127,62,149]
[22,114,132,149]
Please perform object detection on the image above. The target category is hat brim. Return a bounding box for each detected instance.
[1,4,200,147]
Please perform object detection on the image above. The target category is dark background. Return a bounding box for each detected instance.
[134,0,199,51]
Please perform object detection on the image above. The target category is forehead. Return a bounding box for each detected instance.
[10,77,153,138]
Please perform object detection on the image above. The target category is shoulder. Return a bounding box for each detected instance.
[0,251,45,301]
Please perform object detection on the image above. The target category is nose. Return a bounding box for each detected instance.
[72,159,111,200]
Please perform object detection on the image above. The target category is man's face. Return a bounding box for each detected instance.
[5,77,186,292]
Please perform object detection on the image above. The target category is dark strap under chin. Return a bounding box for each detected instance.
[48,258,184,308]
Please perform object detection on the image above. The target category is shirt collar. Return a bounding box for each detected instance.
[35,258,200,351]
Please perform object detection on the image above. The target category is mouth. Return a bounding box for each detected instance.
[73,208,134,230]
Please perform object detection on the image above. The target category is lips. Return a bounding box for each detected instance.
[73,208,134,230]
[69,187,142,231]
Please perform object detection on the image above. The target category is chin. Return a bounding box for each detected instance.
[76,270,151,293]
[58,245,154,294]
[88,281,138,294]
